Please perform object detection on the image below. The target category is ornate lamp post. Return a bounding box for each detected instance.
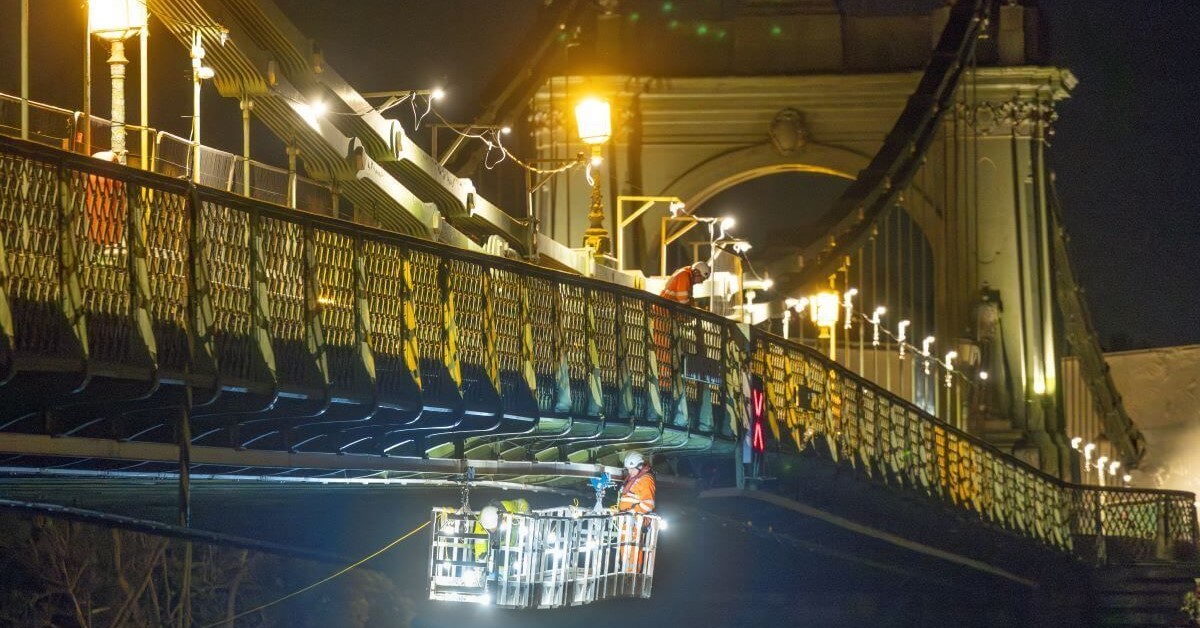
[89,0,147,165]
[810,291,840,360]
[575,97,613,255]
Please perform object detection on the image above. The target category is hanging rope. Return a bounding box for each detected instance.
[201,520,431,628]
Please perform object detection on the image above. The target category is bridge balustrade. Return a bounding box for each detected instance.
[752,330,1197,562]
[0,134,1194,565]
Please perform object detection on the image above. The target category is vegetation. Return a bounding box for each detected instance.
[1183,578,1200,626]
[0,513,413,627]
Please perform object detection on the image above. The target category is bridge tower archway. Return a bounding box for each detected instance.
[530,52,1084,475]
[659,142,947,283]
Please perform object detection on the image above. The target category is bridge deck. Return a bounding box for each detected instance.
[0,135,1195,568]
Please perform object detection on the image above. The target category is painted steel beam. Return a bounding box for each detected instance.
[0,433,622,480]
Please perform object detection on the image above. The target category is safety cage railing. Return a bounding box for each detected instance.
[429,507,660,608]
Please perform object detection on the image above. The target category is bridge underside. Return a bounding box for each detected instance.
[0,369,707,487]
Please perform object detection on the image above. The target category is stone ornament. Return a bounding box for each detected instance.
[769,107,809,155]
[956,97,1059,137]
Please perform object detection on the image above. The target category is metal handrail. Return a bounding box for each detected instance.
[0,91,336,214]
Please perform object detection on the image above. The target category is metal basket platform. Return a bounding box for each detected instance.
[429,506,661,608]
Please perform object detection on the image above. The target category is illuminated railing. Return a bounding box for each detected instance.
[752,332,1198,563]
[0,134,1194,566]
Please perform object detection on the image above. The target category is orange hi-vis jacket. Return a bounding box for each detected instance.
[617,466,657,514]
[660,267,695,304]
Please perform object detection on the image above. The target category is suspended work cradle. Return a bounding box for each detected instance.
[428,472,662,608]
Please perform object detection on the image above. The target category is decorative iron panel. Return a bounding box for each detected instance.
[673,309,699,429]
[859,388,879,474]
[489,267,526,414]
[799,355,827,452]
[838,380,860,465]
[197,201,255,383]
[69,168,134,364]
[360,238,411,400]
[311,228,358,392]
[139,187,190,373]
[258,215,315,389]
[647,304,674,408]
[525,276,558,414]
[591,288,619,419]
[445,258,486,404]
[407,249,444,398]
[696,317,723,434]
[0,152,68,356]
[558,283,589,417]
[619,296,649,421]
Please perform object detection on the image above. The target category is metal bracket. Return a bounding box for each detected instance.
[459,466,477,513]
[588,472,615,512]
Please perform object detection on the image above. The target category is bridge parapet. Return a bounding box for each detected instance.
[0,134,1194,566]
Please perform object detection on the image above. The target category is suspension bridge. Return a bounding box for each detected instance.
[0,0,1196,623]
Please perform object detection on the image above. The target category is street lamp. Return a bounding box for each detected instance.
[1083,442,1096,481]
[718,216,735,239]
[870,307,886,347]
[783,298,798,340]
[782,297,808,340]
[841,289,857,331]
[944,350,958,389]
[575,97,613,255]
[810,291,840,360]
[921,336,935,375]
[190,31,217,183]
[89,0,147,165]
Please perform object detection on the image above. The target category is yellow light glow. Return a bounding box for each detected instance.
[809,291,840,328]
[89,0,148,41]
[575,98,612,145]
[293,101,322,131]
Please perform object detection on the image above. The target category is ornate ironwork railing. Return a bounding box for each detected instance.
[0,134,1194,566]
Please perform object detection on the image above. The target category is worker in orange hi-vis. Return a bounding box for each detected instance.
[617,451,656,514]
[615,451,657,573]
[659,261,710,306]
[86,151,125,246]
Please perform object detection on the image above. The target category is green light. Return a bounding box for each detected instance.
[770,24,782,37]
[662,1,673,12]
[716,29,727,40]
[696,24,708,36]
[668,19,678,29]
[629,11,640,22]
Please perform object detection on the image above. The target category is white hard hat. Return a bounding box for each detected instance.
[478,505,500,532]
[692,261,711,279]
[623,451,645,470]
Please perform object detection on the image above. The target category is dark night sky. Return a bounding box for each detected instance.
[1040,0,1200,349]
[1,0,1197,349]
